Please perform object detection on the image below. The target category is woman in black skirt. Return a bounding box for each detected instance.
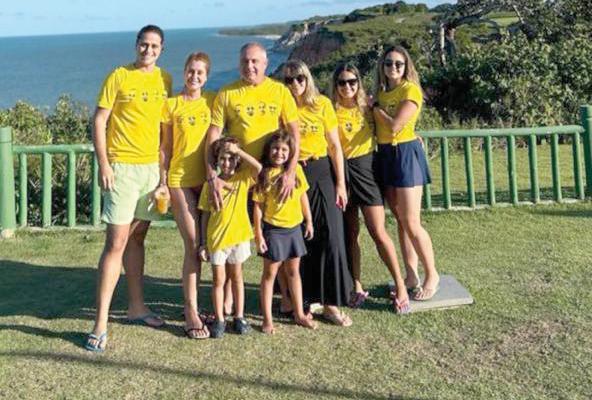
[282,59,353,326]
[331,63,410,313]
[373,45,439,300]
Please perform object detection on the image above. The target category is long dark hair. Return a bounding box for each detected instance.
[255,131,298,194]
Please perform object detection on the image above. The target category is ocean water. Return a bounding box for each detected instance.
[0,28,286,109]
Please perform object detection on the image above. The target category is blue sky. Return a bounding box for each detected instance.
[0,0,452,37]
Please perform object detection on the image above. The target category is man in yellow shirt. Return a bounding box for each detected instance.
[205,42,301,208]
[86,25,172,353]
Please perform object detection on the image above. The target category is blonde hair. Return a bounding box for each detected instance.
[375,45,421,94]
[282,59,320,108]
[184,51,211,74]
[330,62,368,112]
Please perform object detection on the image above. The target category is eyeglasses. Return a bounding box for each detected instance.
[337,78,358,87]
[384,60,406,69]
[284,75,306,84]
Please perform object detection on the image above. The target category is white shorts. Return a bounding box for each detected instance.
[210,241,251,266]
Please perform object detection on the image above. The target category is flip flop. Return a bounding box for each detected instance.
[389,291,411,314]
[84,332,107,353]
[321,310,352,327]
[127,311,165,328]
[348,291,369,308]
[184,324,210,340]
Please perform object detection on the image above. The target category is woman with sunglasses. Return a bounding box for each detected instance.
[331,63,409,313]
[373,45,439,301]
[281,59,353,326]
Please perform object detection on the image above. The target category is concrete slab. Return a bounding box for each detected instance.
[388,274,474,313]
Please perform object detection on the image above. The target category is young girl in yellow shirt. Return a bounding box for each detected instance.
[198,137,262,338]
[253,132,318,334]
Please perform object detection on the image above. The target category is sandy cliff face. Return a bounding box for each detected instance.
[287,29,345,67]
[273,19,341,52]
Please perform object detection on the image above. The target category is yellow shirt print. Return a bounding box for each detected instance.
[162,91,215,188]
[210,77,298,159]
[336,104,375,159]
[297,95,338,161]
[375,80,423,145]
[97,64,172,164]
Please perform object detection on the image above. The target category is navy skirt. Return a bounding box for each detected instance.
[344,152,383,207]
[260,222,307,262]
[376,139,431,188]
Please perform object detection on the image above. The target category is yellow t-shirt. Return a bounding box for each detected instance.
[375,80,423,145]
[97,64,172,164]
[297,95,338,161]
[162,91,215,188]
[252,164,309,228]
[197,167,255,253]
[210,77,298,159]
[336,104,376,159]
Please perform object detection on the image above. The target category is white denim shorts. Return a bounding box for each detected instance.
[210,241,251,266]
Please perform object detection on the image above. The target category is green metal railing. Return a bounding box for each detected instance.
[418,110,592,210]
[1,105,591,232]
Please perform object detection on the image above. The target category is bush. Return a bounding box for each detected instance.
[2,96,94,226]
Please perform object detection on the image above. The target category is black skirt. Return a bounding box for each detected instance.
[260,222,307,262]
[300,157,353,306]
[345,152,384,207]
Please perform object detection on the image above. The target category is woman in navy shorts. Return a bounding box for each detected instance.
[373,45,439,301]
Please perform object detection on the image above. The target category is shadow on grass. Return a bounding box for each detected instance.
[0,260,262,324]
[527,207,592,218]
[0,350,432,400]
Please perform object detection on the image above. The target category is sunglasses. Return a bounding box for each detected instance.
[337,78,358,87]
[284,75,306,84]
[384,60,406,69]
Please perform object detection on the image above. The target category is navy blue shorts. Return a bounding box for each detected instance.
[376,139,431,188]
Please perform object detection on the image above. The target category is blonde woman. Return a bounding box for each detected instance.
[373,45,439,300]
[281,59,353,326]
[331,62,409,313]
[160,52,215,338]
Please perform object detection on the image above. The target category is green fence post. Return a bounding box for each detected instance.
[573,132,584,200]
[42,152,52,227]
[507,135,518,205]
[91,154,101,226]
[422,137,432,211]
[0,127,17,237]
[463,137,476,208]
[19,153,28,227]
[67,151,76,227]
[484,136,496,206]
[528,134,540,203]
[581,105,592,197]
[441,137,451,209]
[551,134,562,202]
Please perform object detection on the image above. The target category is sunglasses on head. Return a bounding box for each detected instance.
[284,74,306,84]
[337,78,358,87]
[384,60,406,69]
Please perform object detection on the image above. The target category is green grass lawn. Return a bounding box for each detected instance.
[1,201,591,399]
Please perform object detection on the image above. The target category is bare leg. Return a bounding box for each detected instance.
[391,198,420,289]
[123,219,163,325]
[277,266,292,313]
[260,259,282,334]
[211,265,226,322]
[284,257,317,329]
[223,278,233,316]
[386,187,439,299]
[344,205,364,293]
[89,223,131,347]
[227,263,244,319]
[361,205,407,305]
[170,187,204,331]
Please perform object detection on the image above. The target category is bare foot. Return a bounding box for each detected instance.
[295,315,317,330]
[262,322,275,335]
[404,267,421,291]
[414,274,440,301]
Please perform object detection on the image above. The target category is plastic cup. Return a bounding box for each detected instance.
[155,191,170,214]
